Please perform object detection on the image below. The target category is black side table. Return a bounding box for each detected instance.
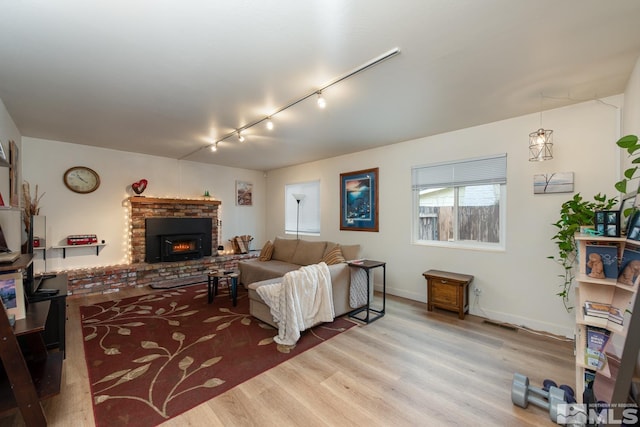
[348,260,386,323]
[207,270,239,306]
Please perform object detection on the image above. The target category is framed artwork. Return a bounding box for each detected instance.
[340,167,379,232]
[0,272,25,320]
[627,211,640,241]
[595,210,621,237]
[619,194,638,235]
[9,140,19,207]
[533,172,574,194]
[0,141,6,163]
[236,181,253,206]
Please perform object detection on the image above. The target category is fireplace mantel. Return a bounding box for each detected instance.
[128,196,221,206]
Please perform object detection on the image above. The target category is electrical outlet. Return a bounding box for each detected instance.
[473,287,482,296]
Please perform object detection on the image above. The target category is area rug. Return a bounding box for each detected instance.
[80,285,356,427]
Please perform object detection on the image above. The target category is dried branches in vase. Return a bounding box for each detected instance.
[22,181,45,234]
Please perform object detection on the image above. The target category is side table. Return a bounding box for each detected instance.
[348,260,386,323]
[207,270,239,306]
[423,269,474,319]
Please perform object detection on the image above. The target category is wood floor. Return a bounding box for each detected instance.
[1,287,575,426]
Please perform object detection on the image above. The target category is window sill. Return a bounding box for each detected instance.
[412,239,505,252]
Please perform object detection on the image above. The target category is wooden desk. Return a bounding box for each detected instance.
[0,299,63,425]
[423,269,474,319]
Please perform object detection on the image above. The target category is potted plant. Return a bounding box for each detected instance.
[549,193,617,311]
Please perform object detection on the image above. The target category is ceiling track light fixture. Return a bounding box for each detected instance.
[179,47,400,160]
[316,91,326,109]
[210,142,218,152]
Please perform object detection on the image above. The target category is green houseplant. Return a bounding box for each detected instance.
[615,134,640,196]
[550,193,617,311]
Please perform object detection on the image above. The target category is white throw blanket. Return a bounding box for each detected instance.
[256,262,334,346]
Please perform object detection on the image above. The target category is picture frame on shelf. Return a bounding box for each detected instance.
[620,194,638,235]
[627,211,640,241]
[340,167,379,232]
[0,272,25,320]
[595,210,621,237]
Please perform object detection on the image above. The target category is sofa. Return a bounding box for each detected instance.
[238,237,366,327]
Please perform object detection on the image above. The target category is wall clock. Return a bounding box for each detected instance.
[63,166,100,194]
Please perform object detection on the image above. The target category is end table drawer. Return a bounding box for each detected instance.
[430,281,458,305]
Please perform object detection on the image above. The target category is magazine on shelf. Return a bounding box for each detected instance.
[585,244,619,279]
[584,301,610,319]
[0,271,25,320]
[618,241,640,287]
[584,326,610,370]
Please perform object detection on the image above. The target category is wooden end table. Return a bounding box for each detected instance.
[423,269,474,319]
[207,270,239,306]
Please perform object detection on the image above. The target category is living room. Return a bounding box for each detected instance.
[2,1,640,425]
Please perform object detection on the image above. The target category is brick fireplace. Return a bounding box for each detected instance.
[64,197,258,296]
[128,196,220,263]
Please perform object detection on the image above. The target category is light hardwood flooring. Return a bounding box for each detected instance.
[1,288,575,426]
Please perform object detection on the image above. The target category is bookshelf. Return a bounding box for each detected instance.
[574,233,640,411]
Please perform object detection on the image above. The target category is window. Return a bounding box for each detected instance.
[412,154,506,249]
[285,180,320,236]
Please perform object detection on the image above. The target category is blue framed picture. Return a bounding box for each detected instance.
[340,167,379,232]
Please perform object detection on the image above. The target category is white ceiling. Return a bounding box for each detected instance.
[1,1,640,171]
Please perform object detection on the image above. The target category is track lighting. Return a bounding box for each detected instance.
[316,91,326,109]
[210,142,217,152]
[179,47,401,160]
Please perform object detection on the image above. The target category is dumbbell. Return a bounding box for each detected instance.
[544,380,576,403]
[511,373,567,423]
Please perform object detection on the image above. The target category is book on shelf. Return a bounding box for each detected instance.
[608,305,624,325]
[584,326,610,371]
[617,241,640,287]
[584,301,610,319]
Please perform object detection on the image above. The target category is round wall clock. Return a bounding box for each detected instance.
[63,166,101,194]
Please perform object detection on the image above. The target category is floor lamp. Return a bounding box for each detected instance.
[292,193,305,239]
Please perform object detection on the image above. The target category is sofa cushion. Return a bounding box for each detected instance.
[290,240,327,266]
[321,245,346,265]
[271,237,299,262]
[340,244,361,261]
[258,240,274,261]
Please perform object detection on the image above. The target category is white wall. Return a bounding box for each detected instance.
[265,96,624,337]
[623,56,640,137]
[21,137,266,271]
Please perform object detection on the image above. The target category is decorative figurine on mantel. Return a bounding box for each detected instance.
[131,179,148,195]
[587,252,605,279]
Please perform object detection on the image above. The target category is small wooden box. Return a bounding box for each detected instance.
[423,269,474,319]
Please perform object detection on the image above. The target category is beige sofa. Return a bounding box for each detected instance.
[238,237,363,327]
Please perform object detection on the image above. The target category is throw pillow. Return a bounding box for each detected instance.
[322,246,346,265]
[258,240,274,261]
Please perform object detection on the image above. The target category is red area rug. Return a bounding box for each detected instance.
[80,285,356,427]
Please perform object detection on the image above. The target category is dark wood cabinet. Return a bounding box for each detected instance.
[423,269,474,319]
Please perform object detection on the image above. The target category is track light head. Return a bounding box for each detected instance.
[210,142,217,152]
[237,130,245,142]
[266,117,274,130]
[316,91,326,109]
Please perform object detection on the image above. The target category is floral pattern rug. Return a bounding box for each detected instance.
[80,285,356,427]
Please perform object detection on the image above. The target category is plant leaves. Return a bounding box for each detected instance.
[203,378,225,388]
[179,356,194,371]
